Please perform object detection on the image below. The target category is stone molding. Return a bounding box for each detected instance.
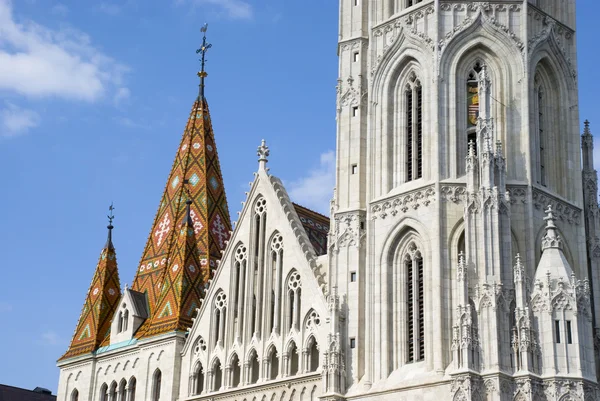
[329,210,365,250]
[532,189,581,226]
[370,185,435,220]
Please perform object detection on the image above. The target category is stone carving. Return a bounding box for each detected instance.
[532,189,581,225]
[441,185,467,204]
[330,211,365,250]
[370,186,435,220]
[337,75,367,111]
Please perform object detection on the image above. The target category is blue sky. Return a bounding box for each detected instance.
[0,0,599,394]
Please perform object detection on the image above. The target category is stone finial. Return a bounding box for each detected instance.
[495,140,503,158]
[514,254,525,282]
[478,64,491,91]
[257,139,270,170]
[542,205,563,250]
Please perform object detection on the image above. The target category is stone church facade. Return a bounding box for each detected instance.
[57,1,600,400]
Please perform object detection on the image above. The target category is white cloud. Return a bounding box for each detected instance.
[1,102,40,137]
[287,150,335,215]
[180,0,253,20]
[40,330,61,345]
[0,0,129,102]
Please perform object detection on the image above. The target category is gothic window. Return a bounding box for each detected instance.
[118,311,123,332]
[128,377,136,401]
[534,75,547,186]
[109,381,118,401]
[286,271,302,331]
[192,363,204,395]
[288,341,299,376]
[70,389,78,401]
[306,336,320,372]
[267,346,279,380]
[212,359,223,392]
[232,244,247,342]
[405,243,425,363]
[99,383,108,401]
[269,234,284,335]
[251,197,267,339]
[405,72,423,182]
[152,369,162,401]
[123,309,129,331]
[118,379,127,401]
[213,291,227,347]
[248,349,260,384]
[466,62,483,153]
[230,354,241,388]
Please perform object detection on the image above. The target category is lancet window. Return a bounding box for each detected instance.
[405,243,425,363]
[286,271,302,331]
[251,197,267,340]
[152,370,161,401]
[211,359,222,392]
[466,62,483,154]
[269,234,284,335]
[118,379,126,401]
[99,384,108,401]
[128,377,136,401]
[109,381,118,401]
[213,291,227,347]
[248,349,260,385]
[70,389,78,401]
[229,354,241,388]
[287,341,299,376]
[534,75,547,186]
[191,362,205,395]
[266,346,279,380]
[232,244,247,342]
[305,336,320,373]
[405,72,423,182]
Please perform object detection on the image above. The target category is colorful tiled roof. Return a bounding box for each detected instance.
[131,97,231,339]
[292,203,329,256]
[59,226,121,360]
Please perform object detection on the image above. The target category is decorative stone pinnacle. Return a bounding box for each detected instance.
[257,139,269,170]
[585,119,591,134]
[495,140,503,157]
[467,140,476,158]
[542,205,563,250]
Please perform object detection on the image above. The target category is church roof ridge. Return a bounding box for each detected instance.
[59,209,121,361]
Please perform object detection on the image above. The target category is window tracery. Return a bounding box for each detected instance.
[404,242,425,363]
[213,292,227,347]
[287,271,302,331]
[405,71,423,182]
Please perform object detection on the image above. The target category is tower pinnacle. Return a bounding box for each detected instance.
[257,139,270,170]
[196,23,212,100]
[106,203,115,250]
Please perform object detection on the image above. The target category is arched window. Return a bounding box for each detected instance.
[249,349,259,384]
[286,271,302,331]
[251,197,267,339]
[212,359,222,392]
[232,244,247,342]
[405,72,423,182]
[70,389,78,401]
[267,346,279,380]
[534,74,547,186]
[306,337,319,372]
[193,362,204,395]
[269,234,284,335]
[118,379,127,401]
[213,291,227,347]
[99,383,108,401]
[405,243,425,362]
[230,354,241,388]
[109,381,118,401]
[152,369,162,401]
[123,309,129,331]
[128,377,136,401]
[288,341,299,376]
[118,311,123,333]
[466,62,483,153]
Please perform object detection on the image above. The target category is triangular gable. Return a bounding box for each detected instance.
[182,166,328,355]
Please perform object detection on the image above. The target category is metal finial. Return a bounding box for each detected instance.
[196,23,212,100]
[106,203,115,250]
[183,180,194,228]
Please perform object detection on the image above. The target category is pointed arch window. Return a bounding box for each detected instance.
[267,346,279,380]
[152,370,161,401]
[109,381,118,401]
[466,62,483,153]
[118,379,127,401]
[405,243,424,362]
[248,349,260,384]
[213,291,227,347]
[211,359,222,392]
[230,354,241,388]
[99,383,108,401]
[128,377,136,401]
[70,389,78,401]
[232,244,247,342]
[192,363,204,395]
[286,271,302,331]
[405,72,423,182]
[534,75,547,186]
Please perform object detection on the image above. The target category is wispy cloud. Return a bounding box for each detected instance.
[0,0,129,102]
[287,150,335,214]
[1,102,40,137]
[0,302,13,313]
[114,87,130,106]
[40,330,61,346]
[179,0,253,20]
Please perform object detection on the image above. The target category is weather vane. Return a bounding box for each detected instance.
[196,23,212,99]
[107,203,115,227]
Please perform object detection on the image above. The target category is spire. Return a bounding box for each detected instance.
[542,205,563,251]
[582,120,595,172]
[131,39,232,339]
[60,207,121,360]
[257,139,269,171]
[196,23,211,100]
[105,203,115,250]
[535,205,574,281]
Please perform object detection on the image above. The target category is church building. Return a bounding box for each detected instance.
[57,1,600,400]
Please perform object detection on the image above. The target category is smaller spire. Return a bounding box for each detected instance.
[257,139,270,170]
[196,23,212,100]
[542,205,563,250]
[584,119,591,136]
[106,203,115,250]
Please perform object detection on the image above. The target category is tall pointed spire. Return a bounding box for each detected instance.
[131,33,232,339]
[196,23,211,100]
[60,206,121,360]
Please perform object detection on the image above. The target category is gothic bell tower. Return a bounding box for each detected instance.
[331,0,599,400]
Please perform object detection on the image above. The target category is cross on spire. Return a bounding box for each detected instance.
[106,203,115,250]
[196,23,212,100]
